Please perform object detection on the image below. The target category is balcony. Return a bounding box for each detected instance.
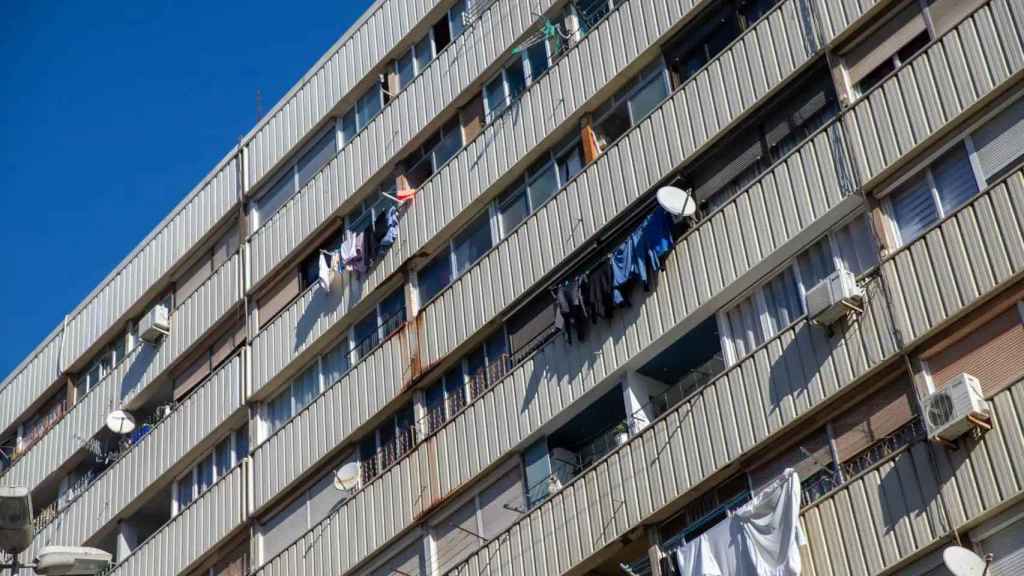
[30,353,244,558]
[0,253,241,493]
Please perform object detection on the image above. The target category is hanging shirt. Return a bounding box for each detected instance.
[610,237,634,305]
[381,205,400,248]
[675,533,723,576]
[318,253,331,291]
[587,259,615,321]
[341,231,365,273]
[641,207,674,272]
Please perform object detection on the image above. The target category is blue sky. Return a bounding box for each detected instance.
[0,0,372,381]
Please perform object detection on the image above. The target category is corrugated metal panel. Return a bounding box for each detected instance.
[247,0,557,288]
[248,5,1024,573]
[417,0,825,369]
[106,461,247,576]
[801,442,950,576]
[0,254,242,492]
[61,159,239,369]
[0,334,62,435]
[244,0,448,187]
[32,353,244,556]
[247,0,830,508]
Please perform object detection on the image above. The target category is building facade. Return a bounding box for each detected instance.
[3,0,1024,574]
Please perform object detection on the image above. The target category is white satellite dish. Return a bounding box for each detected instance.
[333,462,361,492]
[943,546,992,576]
[657,185,696,217]
[105,410,136,435]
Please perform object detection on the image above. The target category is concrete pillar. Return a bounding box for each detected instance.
[646,525,665,576]
[622,371,669,433]
[116,520,138,562]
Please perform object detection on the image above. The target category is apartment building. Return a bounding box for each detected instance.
[3,0,1024,574]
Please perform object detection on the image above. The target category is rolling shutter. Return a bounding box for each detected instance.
[983,517,1024,576]
[369,540,425,576]
[928,0,988,36]
[833,379,915,461]
[927,306,1024,397]
[260,494,308,563]
[972,96,1024,184]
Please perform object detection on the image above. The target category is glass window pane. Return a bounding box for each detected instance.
[323,338,351,386]
[235,430,248,462]
[449,0,467,39]
[418,247,452,303]
[269,392,292,433]
[432,122,463,168]
[556,143,584,184]
[353,313,379,358]
[499,185,529,236]
[466,347,487,397]
[297,130,337,188]
[506,59,527,101]
[452,212,493,275]
[379,288,406,336]
[890,175,939,244]
[834,215,879,276]
[485,76,508,118]
[443,365,466,417]
[525,41,549,82]
[797,238,835,292]
[177,476,194,511]
[357,84,382,129]
[595,101,630,146]
[215,437,233,477]
[415,35,434,72]
[257,172,295,226]
[527,161,558,208]
[295,363,320,411]
[764,268,802,333]
[426,383,446,432]
[397,50,415,89]
[341,111,357,145]
[932,143,979,216]
[197,457,213,493]
[628,71,669,123]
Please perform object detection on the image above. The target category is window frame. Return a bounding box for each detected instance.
[172,431,242,516]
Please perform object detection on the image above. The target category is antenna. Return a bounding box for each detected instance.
[943,546,992,576]
[256,88,263,122]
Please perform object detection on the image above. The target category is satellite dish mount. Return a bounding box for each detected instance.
[943,545,993,576]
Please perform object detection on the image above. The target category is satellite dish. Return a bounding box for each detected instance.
[657,185,696,217]
[333,462,360,492]
[943,546,992,576]
[105,410,136,435]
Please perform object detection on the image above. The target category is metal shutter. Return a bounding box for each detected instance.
[749,428,831,489]
[984,518,1024,576]
[431,498,480,575]
[260,493,308,564]
[369,540,425,576]
[928,0,988,36]
[478,467,524,539]
[972,96,1024,183]
[927,306,1024,397]
[833,379,915,461]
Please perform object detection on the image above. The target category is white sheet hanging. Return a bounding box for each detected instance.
[318,253,331,291]
[673,469,806,576]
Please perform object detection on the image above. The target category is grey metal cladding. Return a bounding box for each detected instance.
[33,353,244,559]
[1,254,242,493]
[417,0,825,371]
[247,0,557,289]
[0,335,61,436]
[248,0,825,509]
[434,177,1024,576]
[106,461,247,576]
[251,3,1024,573]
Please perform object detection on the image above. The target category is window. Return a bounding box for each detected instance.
[415,35,434,73]
[356,83,383,128]
[448,0,468,39]
[718,215,878,365]
[359,403,416,483]
[592,62,669,149]
[174,429,246,515]
[496,135,583,238]
[663,3,742,88]
[841,0,936,98]
[396,50,415,90]
[418,247,452,304]
[465,329,510,398]
[498,184,530,235]
[452,212,494,275]
[74,329,134,398]
[296,130,337,188]
[886,143,978,245]
[969,96,1024,185]
[266,362,322,435]
[253,127,338,230]
[483,58,527,121]
[254,173,295,230]
[352,286,406,360]
[399,118,464,189]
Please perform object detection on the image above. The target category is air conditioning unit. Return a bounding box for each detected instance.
[138,303,170,343]
[805,269,863,327]
[923,373,991,443]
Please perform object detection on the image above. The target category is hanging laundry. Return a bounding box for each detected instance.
[341,231,365,273]
[364,222,380,265]
[553,279,586,343]
[640,207,674,273]
[381,205,400,248]
[673,469,806,576]
[610,237,634,306]
[586,258,615,321]
[318,253,331,291]
[372,208,389,252]
[330,250,342,275]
